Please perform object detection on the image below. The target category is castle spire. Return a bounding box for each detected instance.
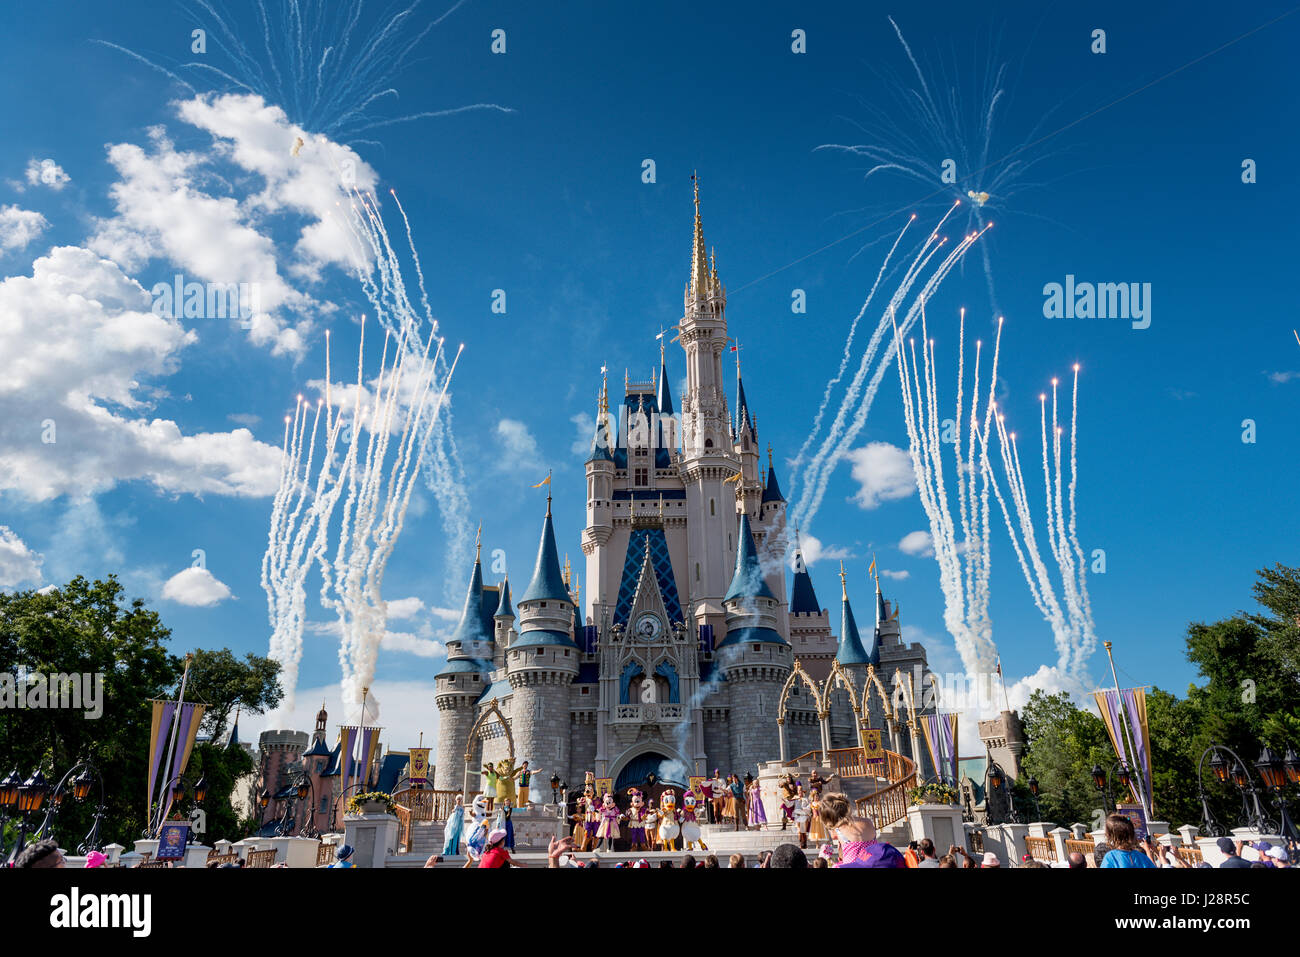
[690,171,710,302]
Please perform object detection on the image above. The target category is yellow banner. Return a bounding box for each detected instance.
[408,747,431,784]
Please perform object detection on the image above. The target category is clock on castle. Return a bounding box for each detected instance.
[433,179,933,793]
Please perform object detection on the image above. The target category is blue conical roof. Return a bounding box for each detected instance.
[837,590,878,666]
[658,355,675,417]
[495,578,514,619]
[789,548,820,614]
[520,505,570,603]
[736,375,755,436]
[725,512,776,603]
[761,463,785,503]
[449,555,494,649]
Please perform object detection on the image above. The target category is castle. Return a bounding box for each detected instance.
[434,182,934,794]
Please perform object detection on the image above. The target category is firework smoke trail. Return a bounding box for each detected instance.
[788,213,915,496]
[335,186,475,603]
[261,331,357,716]
[316,315,463,723]
[791,209,988,533]
[981,362,1096,681]
[891,307,1003,677]
[817,16,1068,317]
[95,0,511,144]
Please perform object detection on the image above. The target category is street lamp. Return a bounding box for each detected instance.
[4,769,50,863]
[31,758,108,855]
[151,774,206,838]
[1255,746,1298,842]
[550,773,561,807]
[983,761,1017,824]
[1091,760,1147,818]
[276,772,317,838]
[1195,744,1272,838]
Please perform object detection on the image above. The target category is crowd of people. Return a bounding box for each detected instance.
[10,803,1292,869]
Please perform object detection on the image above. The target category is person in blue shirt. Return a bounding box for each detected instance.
[1099,815,1156,868]
[328,844,356,868]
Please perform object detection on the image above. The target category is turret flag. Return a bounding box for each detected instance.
[724,472,741,484]
[531,474,551,488]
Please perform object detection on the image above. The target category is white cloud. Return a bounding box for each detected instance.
[385,596,425,620]
[845,441,915,509]
[495,418,543,473]
[0,205,49,251]
[25,158,70,191]
[0,246,282,501]
[794,532,853,566]
[1268,371,1300,385]
[379,629,447,659]
[899,530,934,556]
[161,566,234,606]
[880,569,909,580]
[570,411,595,457]
[227,413,261,427]
[0,527,43,588]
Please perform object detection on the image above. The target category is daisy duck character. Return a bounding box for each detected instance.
[681,788,708,852]
[595,791,623,851]
[657,788,681,851]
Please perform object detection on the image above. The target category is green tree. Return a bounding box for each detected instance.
[1020,689,1111,826]
[0,576,179,847]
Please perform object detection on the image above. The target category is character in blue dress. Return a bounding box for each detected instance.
[442,794,465,855]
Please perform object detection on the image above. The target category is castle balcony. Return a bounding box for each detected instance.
[613,703,685,723]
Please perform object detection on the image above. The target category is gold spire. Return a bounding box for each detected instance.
[475,523,482,562]
[767,443,773,471]
[563,554,571,588]
[599,364,609,414]
[690,172,710,302]
[839,560,848,600]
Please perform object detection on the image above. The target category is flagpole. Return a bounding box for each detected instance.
[1104,640,1149,819]
[996,654,1011,714]
[155,652,193,835]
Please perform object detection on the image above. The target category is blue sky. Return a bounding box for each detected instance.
[1,0,1296,742]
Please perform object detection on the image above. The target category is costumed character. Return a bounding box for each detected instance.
[495,800,515,851]
[625,789,649,851]
[595,791,623,851]
[699,775,714,824]
[583,783,601,850]
[494,758,520,808]
[778,773,797,830]
[747,776,768,829]
[644,798,659,851]
[681,789,708,851]
[481,763,498,811]
[709,769,727,823]
[465,795,490,867]
[728,774,745,830]
[808,788,827,844]
[442,794,465,855]
[793,785,811,849]
[517,760,540,806]
[657,789,681,851]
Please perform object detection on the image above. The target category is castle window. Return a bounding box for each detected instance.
[536,647,544,656]
[581,687,590,695]
[710,499,715,516]
[564,649,570,656]
[705,438,713,448]
[473,674,480,682]
[634,467,648,485]
[695,563,700,581]
[753,644,761,652]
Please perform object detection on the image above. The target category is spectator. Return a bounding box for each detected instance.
[546,835,574,868]
[1099,814,1156,868]
[479,828,514,868]
[728,853,746,869]
[769,843,808,868]
[423,855,443,868]
[937,854,958,868]
[812,857,829,868]
[1022,859,1047,869]
[1091,842,1112,868]
[1067,851,1087,869]
[681,855,696,869]
[658,860,674,868]
[1216,837,1252,869]
[1266,846,1289,868]
[981,852,1001,868]
[817,792,906,868]
[916,838,940,868]
[948,845,976,868]
[328,844,355,869]
[14,840,64,868]
[84,850,107,869]
[703,854,719,869]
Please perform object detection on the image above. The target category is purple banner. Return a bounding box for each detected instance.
[699,624,714,654]
[147,700,176,818]
[1120,689,1153,811]
[583,625,599,655]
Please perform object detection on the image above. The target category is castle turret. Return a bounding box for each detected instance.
[508,494,581,789]
[717,511,791,773]
[434,542,493,789]
[677,177,739,639]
